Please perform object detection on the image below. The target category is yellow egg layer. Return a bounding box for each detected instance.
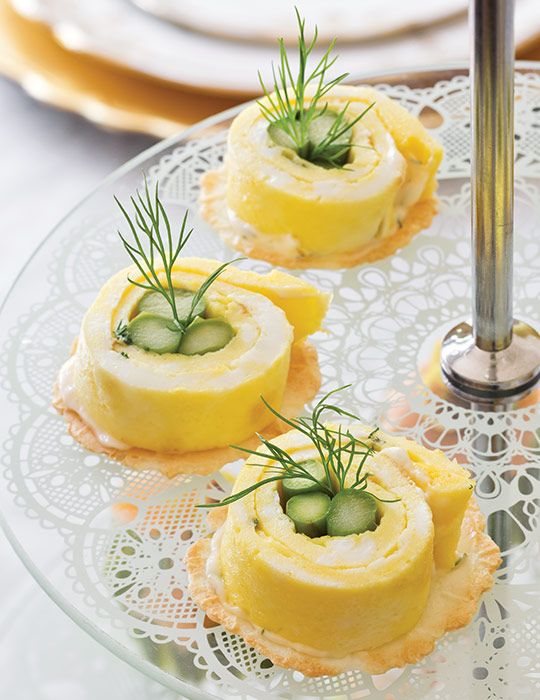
[378,432,474,569]
[225,85,443,257]
[174,257,330,341]
[219,427,435,655]
[65,259,327,453]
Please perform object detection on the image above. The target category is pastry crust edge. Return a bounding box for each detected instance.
[52,340,320,478]
[185,499,501,677]
[199,168,438,270]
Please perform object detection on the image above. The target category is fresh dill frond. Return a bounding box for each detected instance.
[198,386,397,509]
[115,179,192,329]
[115,177,243,338]
[257,9,375,169]
[114,320,131,344]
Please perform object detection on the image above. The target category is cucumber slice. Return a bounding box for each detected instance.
[268,111,351,166]
[178,318,234,356]
[126,312,182,354]
[326,489,378,537]
[286,492,331,538]
[267,122,296,150]
[307,111,344,146]
[137,289,206,322]
[282,459,329,501]
[308,111,351,167]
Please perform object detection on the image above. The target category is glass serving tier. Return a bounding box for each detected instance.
[1,64,540,700]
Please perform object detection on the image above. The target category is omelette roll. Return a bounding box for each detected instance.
[200,423,478,655]
[188,423,499,675]
[57,259,329,454]
[202,85,442,266]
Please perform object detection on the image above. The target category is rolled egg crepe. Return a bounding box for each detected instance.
[57,258,329,454]
[201,86,442,267]
[187,422,500,670]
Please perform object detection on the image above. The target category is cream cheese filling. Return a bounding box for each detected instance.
[381,446,430,490]
[248,119,406,203]
[96,285,291,394]
[314,535,377,566]
[227,208,301,258]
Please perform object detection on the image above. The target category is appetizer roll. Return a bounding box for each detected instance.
[212,428,436,653]
[187,397,500,675]
[200,13,442,268]
[55,185,328,474]
[57,259,328,456]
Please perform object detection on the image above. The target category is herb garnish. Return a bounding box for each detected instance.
[114,320,131,344]
[198,386,397,509]
[114,178,242,342]
[258,9,375,169]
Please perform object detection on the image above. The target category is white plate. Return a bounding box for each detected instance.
[130,0,466,44]
[10,0,540,95]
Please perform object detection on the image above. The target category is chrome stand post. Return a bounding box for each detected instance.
[440,0,540,398]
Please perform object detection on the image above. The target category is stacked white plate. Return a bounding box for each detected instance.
[10,0,540,95]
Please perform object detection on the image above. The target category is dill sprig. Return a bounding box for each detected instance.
[114,320,131,344]
[258,9,375,169]
[115,178,242,334]
[199,386,395,509]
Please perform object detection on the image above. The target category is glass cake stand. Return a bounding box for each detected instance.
[1,62,540,700]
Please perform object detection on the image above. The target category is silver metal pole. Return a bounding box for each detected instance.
[440,0,540,398]
[471,0,514,352]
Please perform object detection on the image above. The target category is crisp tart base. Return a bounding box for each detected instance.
[199,168,438,270]
[53,340,320,478]
[186,499,501,677]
